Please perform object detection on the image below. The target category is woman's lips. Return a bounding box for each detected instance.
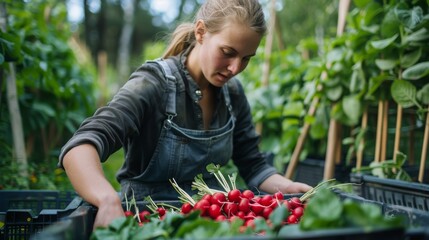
[217,72,231,82]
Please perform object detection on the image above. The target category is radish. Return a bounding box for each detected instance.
[211,192,226,206]
[289,197,302,209]
[215,215,227,221]
[236,211,246,219]
[181,202,193,214]
[259,195,274,207]
[229,215,241,223]
[251,196,261,204]
[244,211,256,220]
[208,204,222,219]
[138,210,150,222]
[250,203,264,215]
[244,218,255,228]
[193,199,210,216]
[157,207,166,217]
[273,191,284,200]
[241,189,255,199]
[223,202,238,217]
[287,214,298,224]
[124,210,134,217]
[202,193,213,203]
[238,198,250,213]
[292,206,304,219]
[262,207,273,219]
[227,189,242,203]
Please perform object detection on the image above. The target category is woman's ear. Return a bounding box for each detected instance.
[195,20,206,44]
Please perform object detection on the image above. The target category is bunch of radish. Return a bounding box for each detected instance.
[178,189,306,227]
[122,164,344,228]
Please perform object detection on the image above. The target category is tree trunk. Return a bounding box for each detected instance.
[255,0,276,135]
[117,0,135,83]
[0,3,28,186]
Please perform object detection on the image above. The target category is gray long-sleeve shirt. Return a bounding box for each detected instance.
[58,49,277,190]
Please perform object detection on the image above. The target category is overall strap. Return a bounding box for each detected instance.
[222,84,235,119]
[151,58,177,119]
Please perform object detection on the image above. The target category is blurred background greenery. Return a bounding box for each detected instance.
[1,0,428,191]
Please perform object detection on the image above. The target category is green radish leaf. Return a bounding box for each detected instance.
[417,83,429,104]
[269,204,289,227]
[342,95,361,125]
[402,61,429,80]
[375,59,397,70]
[391,80,417,108]
[400,48,422,68]
[300,188,343,230]
[370,34,398,49]
[206,163,219,173]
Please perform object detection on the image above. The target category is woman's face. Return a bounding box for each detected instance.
[195,21,262,87]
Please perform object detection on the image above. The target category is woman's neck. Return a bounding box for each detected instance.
[186,45,210,91]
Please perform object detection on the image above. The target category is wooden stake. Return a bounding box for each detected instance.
[335,123,342,165]
[322,0,351,181]
[381,100,389,161]
[285,96,320,179]
[418,106,429,183]
[324,118,339,180]
[393,104,403,161]
[356,109,368,169]
[409,112,416,164]
[375,100,384,162]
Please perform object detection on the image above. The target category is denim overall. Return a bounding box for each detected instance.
[121,59,236,200]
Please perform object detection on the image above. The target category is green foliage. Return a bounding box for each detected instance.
[352,151,412,181]
[279,188,404,235]
[241,0,429,173]
[1,0,97,189]
[91,210,247,240]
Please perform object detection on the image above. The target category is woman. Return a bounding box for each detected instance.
[59,0,312,228]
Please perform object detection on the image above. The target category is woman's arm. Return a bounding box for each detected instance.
[258,173,312,194]
[62,144,124,228]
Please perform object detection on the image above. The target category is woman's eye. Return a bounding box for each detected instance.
[222,49,235,57]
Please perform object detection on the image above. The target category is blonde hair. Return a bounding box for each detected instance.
[163,0,266,58]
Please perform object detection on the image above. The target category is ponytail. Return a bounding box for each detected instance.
[162,23,195,58]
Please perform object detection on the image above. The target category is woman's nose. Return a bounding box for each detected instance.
[227,58,242,75]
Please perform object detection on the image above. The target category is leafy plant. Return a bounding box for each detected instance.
[278,188,404,236]
[352,151,412,181]
[1,0,97,189]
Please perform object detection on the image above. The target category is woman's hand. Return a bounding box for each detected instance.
[93,198,125,229]
[259,173,312,194]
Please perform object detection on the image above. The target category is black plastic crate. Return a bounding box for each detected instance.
[350,173,429,211]
[0,190,78,215]
[291,158,353,187]
[35,193,429,240]
[0,190,82,240]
